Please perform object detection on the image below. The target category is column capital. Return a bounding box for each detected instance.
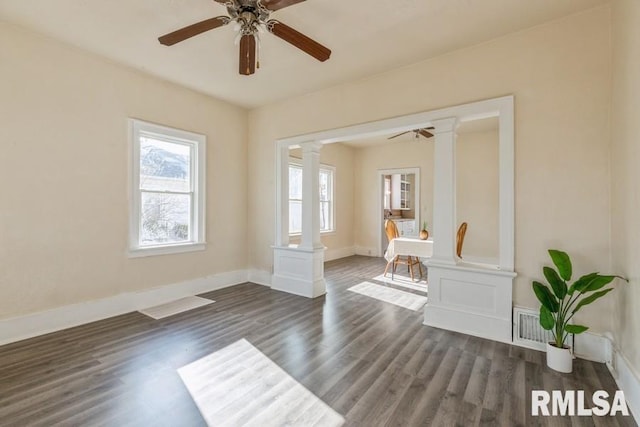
[431,117,459,134]
[300,140,323,153]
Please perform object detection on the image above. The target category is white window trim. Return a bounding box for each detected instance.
[288,158,336,236]
[128,119,206,258]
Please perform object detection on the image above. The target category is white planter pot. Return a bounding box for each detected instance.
[546,342,573,373]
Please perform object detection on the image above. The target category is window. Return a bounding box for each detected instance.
[129,119,205,257]
[288,162,335,235]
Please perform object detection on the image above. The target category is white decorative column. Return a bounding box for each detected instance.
[429,117,458,265]
[300,141,323,250]
[274,143,290,247]
[271,141,326,298]
[424,110,515,345]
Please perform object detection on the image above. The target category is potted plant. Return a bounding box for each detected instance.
[532,249,626,373]
[419,221,429,240]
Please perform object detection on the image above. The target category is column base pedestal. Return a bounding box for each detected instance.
[271,245,326,298]
[423,262,516,344]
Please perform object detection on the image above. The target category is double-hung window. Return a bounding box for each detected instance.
[288,161,335,235]
[129,119,205,257]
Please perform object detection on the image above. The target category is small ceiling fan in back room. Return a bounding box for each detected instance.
[158,0,331,75]
[388,128,435,140]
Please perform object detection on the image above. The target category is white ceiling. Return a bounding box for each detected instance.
[0,0,607,108]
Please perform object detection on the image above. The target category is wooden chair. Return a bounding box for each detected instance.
[383,219,423,280]
[456,222,468,258]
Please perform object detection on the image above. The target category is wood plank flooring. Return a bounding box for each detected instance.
[0,256,636,426]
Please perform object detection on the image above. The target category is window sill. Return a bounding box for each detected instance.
[128,242,206,258]
[289,230,335,238]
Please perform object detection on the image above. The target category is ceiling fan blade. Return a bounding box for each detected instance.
[418,130,434,139]
[260,0,306,11]
[158,16,230,46]
[239,34,256,75]
[388,131,411,140]
[268,20,331,62]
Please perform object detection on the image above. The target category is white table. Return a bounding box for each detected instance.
[384,237,433,262]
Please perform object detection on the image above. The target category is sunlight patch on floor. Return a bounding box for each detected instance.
[139,296,213,320]
[178,339,345,427]
[372,274,428,293]
[348,281,428,311]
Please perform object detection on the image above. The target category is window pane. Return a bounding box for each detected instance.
[141,192,190,245]
[289,200,302,234]
[140,136,191,192]
[319,171,329,201]
[320,201,331,231]
[288,165,334,234]
[289,166,303,199]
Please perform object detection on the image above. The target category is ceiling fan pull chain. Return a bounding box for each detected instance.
[255,34,261,69]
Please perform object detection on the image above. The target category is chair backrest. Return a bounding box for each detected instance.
[456,222,468,258]
[385,219,399,242]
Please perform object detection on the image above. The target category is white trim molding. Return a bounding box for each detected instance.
[128,118,206,258]
[0,270,248,346]
[248,269,272,287]
[355,246,379,257]
[274,96,515,308]
[325,246,356,262]
[607,340,640,422]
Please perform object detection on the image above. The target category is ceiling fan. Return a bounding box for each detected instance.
[158,0,331,76]
[388,127,435,140]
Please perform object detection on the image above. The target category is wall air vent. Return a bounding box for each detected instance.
[513,306,573,351]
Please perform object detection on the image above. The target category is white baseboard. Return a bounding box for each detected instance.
[355,246,378,257]
[608,346,640,422]
[248,269,272,287]
[0,269,249,346]
[573,332,610,363]
[324,246,356,262]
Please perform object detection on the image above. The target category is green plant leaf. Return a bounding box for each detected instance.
[539,305,555,330]
[543,266,567,299]
[565,324,589,334]
[533,281,559,313]
[581,275,617,293]
[549,250,572,281]
[568,272,599,295]
[572,288,614,313]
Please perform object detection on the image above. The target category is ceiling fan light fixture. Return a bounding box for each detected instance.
[157,0,331,75]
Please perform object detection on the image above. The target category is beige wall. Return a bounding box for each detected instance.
[456,129,499,262]
[0,23,248,319]
[611,0,640,377]
[320,143,356,257]
[248,7,613,332]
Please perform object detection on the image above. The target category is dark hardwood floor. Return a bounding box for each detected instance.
[0,256,635,426]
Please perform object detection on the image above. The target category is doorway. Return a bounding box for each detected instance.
[378,168,420,256]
